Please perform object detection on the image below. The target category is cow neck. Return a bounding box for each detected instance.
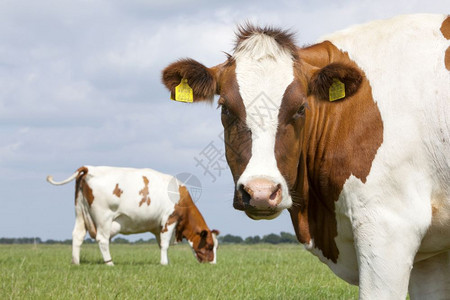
[172,186,205,243]
[289,41,384,262]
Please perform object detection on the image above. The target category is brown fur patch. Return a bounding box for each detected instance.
[138,176,151,207]
[161,186,196,234]
[441,17,450,71]
[234,23,298,60]
[113,183,123,198]
[82,181,94,206]
[440,16,450,40]
[161,59,216,102]
[277,41,384,262]
[174,186,198,241]
[164,186,203,240]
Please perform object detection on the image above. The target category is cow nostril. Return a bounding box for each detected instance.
[270,184,281,200]
[239,184,251,205]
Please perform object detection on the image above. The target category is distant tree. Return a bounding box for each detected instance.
[6,237,41,244]
[45,239,58,244]
[280,232,298,244]
[0,233,298,245]
[244,235,261,244]
[253,235,261,243]
[221,234,243,244]
[112,237,130,244]
[262,233,281,244]
[244,236,254,244]
[0,238,14,244]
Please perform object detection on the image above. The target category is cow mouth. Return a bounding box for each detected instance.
[244,208,282,220]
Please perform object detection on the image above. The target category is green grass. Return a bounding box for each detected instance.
[0,243,358,299]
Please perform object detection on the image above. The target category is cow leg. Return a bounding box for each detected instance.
[109,221,121,239]
[159,222,176,265]
[355,222,422,299]
[408,251,450,299]
[96,221,114,266]
[71,205,87,265]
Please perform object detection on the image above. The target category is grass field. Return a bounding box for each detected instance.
[0,243,358,299]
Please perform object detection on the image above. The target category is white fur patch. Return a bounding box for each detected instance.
[234,33,294,210]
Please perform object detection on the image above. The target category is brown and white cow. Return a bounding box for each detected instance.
[162,14,450,299]
[47,166,219,265]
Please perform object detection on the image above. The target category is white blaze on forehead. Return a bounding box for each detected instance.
[234,33,294,208]
[235,34,294,129]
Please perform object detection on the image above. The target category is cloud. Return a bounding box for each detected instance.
[0,0,448,240]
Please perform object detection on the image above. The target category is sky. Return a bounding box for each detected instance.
[0,0,448,241]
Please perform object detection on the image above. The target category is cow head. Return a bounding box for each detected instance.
[188,229,219,263]
[162,25,362,220]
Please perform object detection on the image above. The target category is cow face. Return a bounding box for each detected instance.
[189,229,219,263]
[162,25,362,220]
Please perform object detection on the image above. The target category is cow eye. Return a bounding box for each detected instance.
[293,104,306,120]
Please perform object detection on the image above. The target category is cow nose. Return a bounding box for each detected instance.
[243,178,282,209]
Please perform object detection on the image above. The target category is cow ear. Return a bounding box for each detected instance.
[212,229,220,236]
[200,230,208,238]
[162,58,218,102]
[308,63,362,101]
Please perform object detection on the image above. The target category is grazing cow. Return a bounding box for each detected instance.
[47,166,219,265]
[162,14,450,299]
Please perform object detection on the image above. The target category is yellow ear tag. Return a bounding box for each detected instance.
[329,78,345,101]
[173,79,193,103]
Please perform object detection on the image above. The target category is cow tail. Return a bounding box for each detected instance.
[47,166,88,186]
